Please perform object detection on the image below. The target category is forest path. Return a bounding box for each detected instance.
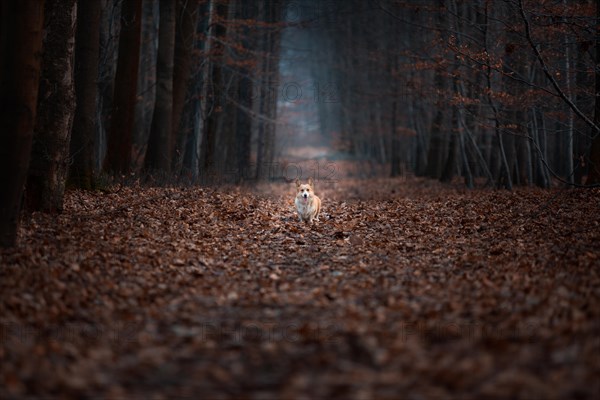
[1,178,599,398]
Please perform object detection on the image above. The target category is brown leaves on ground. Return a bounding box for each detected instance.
[1,177,599,399]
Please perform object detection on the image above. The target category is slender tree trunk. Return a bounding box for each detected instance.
[440,110,458,183]
[232,0,255,182]
[256,1,281,181]
[255,27,271,180]
[503,121,517,185]
[0,0,45,246]
[390,100,402,177]
[132,0,158,170]
[484,2,512,189]
[198,0,223,183]
[589,124,600,184]
[539,109,551,184]
[145,0,176,174]
[96,0,120,171]
[69,0,102,190]
[513,110,532,186]
[26,0,77,213]
[530,108,548,187]
[586,1,600,185]
[235,75,253,182]
[103,0,142,175]
[171,0,199,173]
[265,6,281,174]
[574,33,589,185]
[424,69,445,180]
[213,2,240,180]
[414,103,428,177]
[563,0,574,185]
[181,1,209,180]
[458,118,473,188]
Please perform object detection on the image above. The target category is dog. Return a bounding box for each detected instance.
[295,178,321,223]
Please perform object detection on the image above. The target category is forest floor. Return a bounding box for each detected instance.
[1,175,599,399]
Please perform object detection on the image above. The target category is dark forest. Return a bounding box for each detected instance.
[1,1,599,398]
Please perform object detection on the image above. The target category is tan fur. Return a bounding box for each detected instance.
[294,178,321,223]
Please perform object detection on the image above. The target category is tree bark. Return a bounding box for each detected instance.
[586,1,600,185]
[255,2,270,181]
[424,71,446,180]
[235,75,253,182]
[390,100,402,177]
[171,0,199,172]
[563,0,574,185]
[132,0,158,170]
[484,2,512,189]
[199,0,228,183]
[440,111,458,183]
[180,1,209,180]
[69,0,102,190]
[0,0,45,246]
[96,0,120,172]
[26,0,77,213]
[145,0,176,174]
[256,1,281,181]
[103,0,142,175]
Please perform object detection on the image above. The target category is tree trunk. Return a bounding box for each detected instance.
[96,0,120,172]
[256,1,281,181]
[574,32,590,185]
[458,119,473,188]
[103,0,142,175]
[440,110,458,183]
[236,75,253,182]
[132,0,158,170]
[198,0,224,183]
[514,110,532,186]
[180,1,209,180]
[484,1,512,189]
[69,0,102,190]
[563,2,574,185]
[589,128,600,184]
[145,0,176,174]
[171,0,199,172]
[530,108,549,188]
[414,104,428,177]
[26,0,77,213]
[0,0,45,246]
[254,11,270,182]
[265,10,281,175]
[586,1,600,185]
[226,0,254,184]
[424,107,445,178]
[390,100,402,177]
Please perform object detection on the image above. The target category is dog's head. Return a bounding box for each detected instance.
[296,178,315,203]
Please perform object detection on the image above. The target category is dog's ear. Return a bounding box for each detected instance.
[308,177,314,188]
[295,178,300,188]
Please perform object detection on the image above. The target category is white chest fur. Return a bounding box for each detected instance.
[295,197,318,222]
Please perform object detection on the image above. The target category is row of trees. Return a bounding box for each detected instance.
[302,0,600,189]
[0,0,283,246]
[1,0,599,246]
[98,0,282,183]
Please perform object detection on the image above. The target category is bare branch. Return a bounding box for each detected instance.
[518,0,600,138]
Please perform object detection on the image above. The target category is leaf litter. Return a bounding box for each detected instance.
[1,177,599,399]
